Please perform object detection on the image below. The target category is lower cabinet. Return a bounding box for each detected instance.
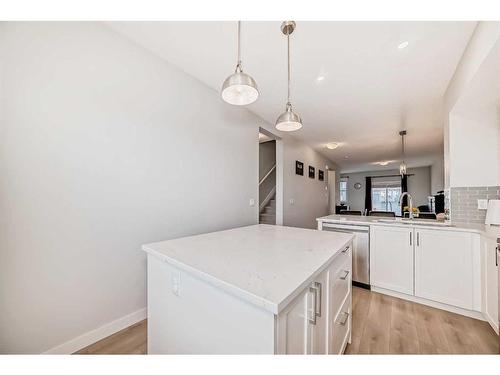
[414,229,475,309]
[370,225,481,313]
[483,237,499,333]
[276,243,352,354]
[370,225,414,295]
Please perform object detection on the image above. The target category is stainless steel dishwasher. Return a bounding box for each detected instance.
[322,223,370,289]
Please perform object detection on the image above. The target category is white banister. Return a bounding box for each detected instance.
[259,164,276,186]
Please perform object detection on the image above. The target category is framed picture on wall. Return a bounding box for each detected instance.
[318,170,324,181]
[295,161,304,176]
[309,166,315,179]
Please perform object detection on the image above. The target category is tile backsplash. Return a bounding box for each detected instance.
[450,186,500,223]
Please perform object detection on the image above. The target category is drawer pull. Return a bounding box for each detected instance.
[339,270,350,280]
[342,246,349,254]
[308,284,319,325]
[337,312,349,326]
[314,282,322,318]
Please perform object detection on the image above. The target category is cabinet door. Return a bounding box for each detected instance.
[414,229,474,309]
[276,285,312,354]
[370,226,414,295]
[484,238,498,332]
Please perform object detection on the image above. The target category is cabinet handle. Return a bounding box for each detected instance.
[340,270,350,280]
[337,312,349,326]
[417,232,420,247]
[342,246,349,253]
[496,245,499,267]
[308,284,318,325]
[314,282,322,318]
[409,231,412,246]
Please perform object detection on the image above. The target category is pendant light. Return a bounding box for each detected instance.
[399,130,407,176]
[275,21,303,132]
[221,21,259,106]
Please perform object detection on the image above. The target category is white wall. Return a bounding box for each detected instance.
[341,167,432,212]
[448,109,500,187]
[443,22,500,188]
[430,155,445,194]
[0,22,262,354]
[282,137,336,229]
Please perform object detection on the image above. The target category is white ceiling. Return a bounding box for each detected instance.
[107,21,476,172]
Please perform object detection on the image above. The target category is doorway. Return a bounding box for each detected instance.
[258,127,283,225]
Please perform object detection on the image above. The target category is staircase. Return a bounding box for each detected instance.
[259,197,276,225]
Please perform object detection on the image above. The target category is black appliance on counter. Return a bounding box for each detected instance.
[434,191,445,214]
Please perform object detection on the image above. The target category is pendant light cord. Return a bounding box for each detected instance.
[287,33,291,104]
[401,133,405,156]
[236,21,242,72]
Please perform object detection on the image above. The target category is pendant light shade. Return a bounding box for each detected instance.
[276,21,302,132]
[221,69,259,106]
[221,21,259,106]
[276,102,302,131]
[399,130,407,176]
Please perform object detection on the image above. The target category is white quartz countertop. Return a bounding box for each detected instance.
[142,224,353,314]
[317,214,500,240]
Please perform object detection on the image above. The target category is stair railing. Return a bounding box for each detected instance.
[259,164,276,186]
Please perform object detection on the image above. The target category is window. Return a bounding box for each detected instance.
[371,181,402,216]
[339,179,348,203]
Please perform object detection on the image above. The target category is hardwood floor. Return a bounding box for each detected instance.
[74,287,498,354]
[74,320,147,354]
[345,287,499,354]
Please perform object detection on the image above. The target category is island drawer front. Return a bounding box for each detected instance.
[329,242,352,273]
[330,292,351,355]
[329,256,352,320]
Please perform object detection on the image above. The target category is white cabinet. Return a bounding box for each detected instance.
[370,225,414,295]
[483,237,499,333]
[275,286,311,354]
[276,244,352,355]
[414,229,474,309]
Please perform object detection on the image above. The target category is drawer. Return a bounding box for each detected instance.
[328,242,352,274]
[330,292,351,355]
[329,257,351,319]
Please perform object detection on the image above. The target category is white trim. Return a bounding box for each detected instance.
[43,307,147,354]
[371,286,484,320]
[483,312,499,335]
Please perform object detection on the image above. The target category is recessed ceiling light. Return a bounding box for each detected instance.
[344,155,349,159]
[398,41,409,50]
[379,161,390,166]
[316,75,326,82]
[326,142,339,150]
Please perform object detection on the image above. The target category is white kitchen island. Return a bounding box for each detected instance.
[142,224,354,354]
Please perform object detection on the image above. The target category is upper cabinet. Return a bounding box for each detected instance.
[370,225,414,295]
[414,229,476,310]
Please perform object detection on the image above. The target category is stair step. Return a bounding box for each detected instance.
[265,207,276,214]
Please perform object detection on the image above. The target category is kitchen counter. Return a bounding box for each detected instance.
[143,224,353,314]
[316,214,500,240]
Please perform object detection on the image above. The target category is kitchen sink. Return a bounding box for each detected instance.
[376,218,454,227]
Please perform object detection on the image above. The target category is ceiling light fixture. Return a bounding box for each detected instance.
[398,41,409,50]
[221,21,259,106]
[399,130,407,176]
[379,161,389,166]
[316,75,326,82]
[275,21,302,132]
[326,142,339,150]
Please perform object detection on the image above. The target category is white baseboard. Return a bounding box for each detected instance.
[43,307,147,354]
[371,286,485,321]
[484,313,499,335]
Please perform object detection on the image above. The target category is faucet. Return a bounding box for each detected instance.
[399,192,414,219]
